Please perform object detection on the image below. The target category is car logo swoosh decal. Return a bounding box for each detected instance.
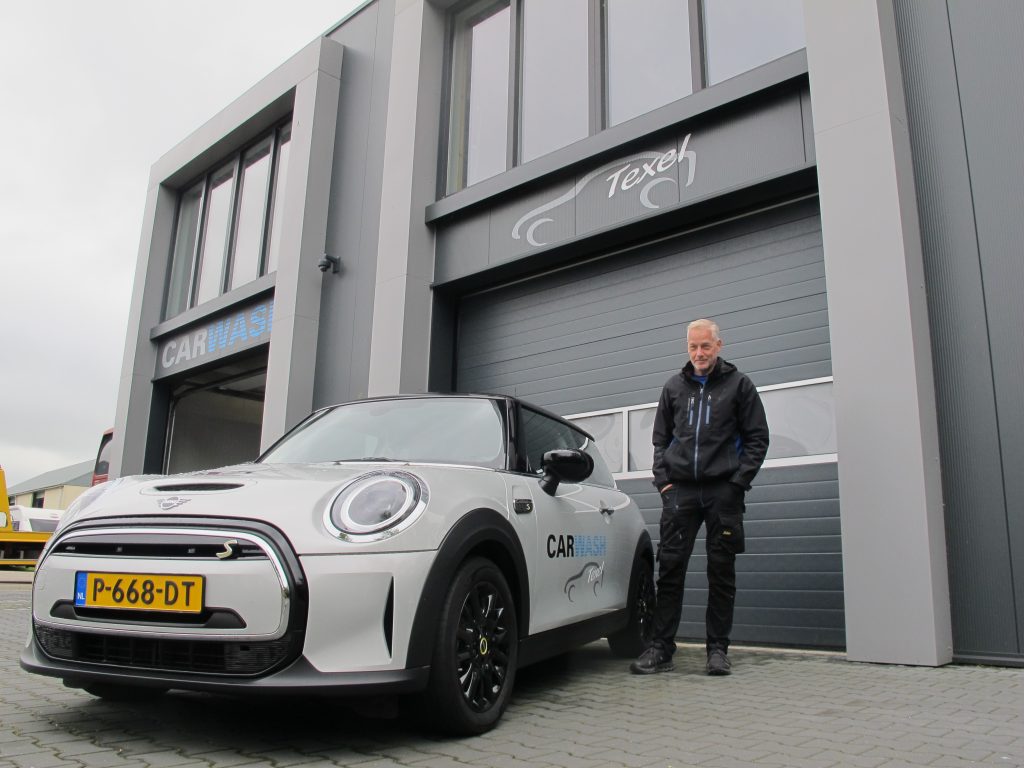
[158,496,190,511]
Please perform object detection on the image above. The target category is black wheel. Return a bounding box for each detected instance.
[607,553,655,658]
[421,557,518,735]
[81,682,167,702]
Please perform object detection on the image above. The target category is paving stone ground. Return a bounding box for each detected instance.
[1,582,1022,768]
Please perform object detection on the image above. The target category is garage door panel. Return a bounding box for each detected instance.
[461,213,823,329]
[458,257,826,356]
[459,289,829,382]
[454,201,842,648]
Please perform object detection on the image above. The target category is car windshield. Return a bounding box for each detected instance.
[259,397,506,469]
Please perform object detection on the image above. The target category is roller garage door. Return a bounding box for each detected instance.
[455,198,844,649]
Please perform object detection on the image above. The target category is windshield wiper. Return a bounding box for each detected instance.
[334,456,395,463]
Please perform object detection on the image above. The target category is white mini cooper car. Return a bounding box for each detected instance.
[22,394,654,734]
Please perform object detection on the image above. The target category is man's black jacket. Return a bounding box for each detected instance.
[652,357,770,491]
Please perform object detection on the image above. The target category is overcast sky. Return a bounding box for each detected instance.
[0,1,363,488]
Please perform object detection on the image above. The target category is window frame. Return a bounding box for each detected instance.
[162,118,292,321]
[565,376,838,481]
[442,0,806,195]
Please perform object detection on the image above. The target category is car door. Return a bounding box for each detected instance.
[517,406,627,633]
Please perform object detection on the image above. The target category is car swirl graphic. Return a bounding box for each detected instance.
[563,561,606,602]
[512,133,696,247]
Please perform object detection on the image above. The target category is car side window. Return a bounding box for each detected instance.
[521,408,581,474]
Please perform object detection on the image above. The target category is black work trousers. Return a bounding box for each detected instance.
[650,480,746,657]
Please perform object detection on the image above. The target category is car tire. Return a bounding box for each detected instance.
[81,682,167,702]
[607,553,655,658]
[421,556,518,735]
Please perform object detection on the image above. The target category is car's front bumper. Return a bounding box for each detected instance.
[25,517,439,695]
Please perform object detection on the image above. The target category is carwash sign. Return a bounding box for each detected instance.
[155,299,274,377]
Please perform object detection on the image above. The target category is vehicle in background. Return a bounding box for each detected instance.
[1,465,51,567]
[91,429,114,486]
[8,505,65,533]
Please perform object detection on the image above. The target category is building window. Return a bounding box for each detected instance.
[443,0,805,193]
[446,1,512,193]
[605,0,694,127]
[703,0,806,86]
[520,0,590,162]
[163,122,291,320]
[566,378,837,480]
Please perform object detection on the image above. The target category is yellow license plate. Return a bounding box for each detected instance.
[74,572,204,613]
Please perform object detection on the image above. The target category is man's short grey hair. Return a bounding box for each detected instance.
[687,318,721,340]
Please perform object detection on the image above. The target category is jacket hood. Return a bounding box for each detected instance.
[680,356,737,380]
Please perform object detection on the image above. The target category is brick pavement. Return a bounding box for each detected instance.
[1,583,1022,768]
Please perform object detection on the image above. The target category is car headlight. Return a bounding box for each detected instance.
[325,471,429,541]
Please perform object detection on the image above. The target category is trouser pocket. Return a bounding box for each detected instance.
[717,511,745,555]
[657,488,685,564]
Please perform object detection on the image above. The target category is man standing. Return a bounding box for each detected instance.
[630,319,769,676]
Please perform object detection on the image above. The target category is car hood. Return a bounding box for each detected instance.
[59,461,512,555]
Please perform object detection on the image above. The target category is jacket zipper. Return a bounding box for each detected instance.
[693,384,705,479]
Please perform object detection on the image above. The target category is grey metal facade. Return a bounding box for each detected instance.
[452,199,840,648]
[113,1,1024,666]
[894,0,1024,663]
[455,201,827,411]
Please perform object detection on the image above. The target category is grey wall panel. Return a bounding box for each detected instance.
[434,210,491,284]
[945,0,1024,658]
[894,0,1020,658]
[620,462,844,650]
[456,199,828,416]
[678,95,805,204]
[435,87,813,285]
[315,1,395,406]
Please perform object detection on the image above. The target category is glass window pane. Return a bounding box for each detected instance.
[760,382,836,460]
[521,408,581,474]
[606,0,692,126]
[195,163,235,305]
[704,0,806,86]
[465,6,510,186]
[628,408,656,471]
[570,412,623,474]
[230,139,272,291]
[260,397,506,470]
[165,182,203,318]
[265,126,291,276]
[521,0,589,162]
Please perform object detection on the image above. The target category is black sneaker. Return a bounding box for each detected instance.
[630,646,674,675]
[706,648,732,676]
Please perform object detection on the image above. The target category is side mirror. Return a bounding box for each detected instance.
[539,449,594,496]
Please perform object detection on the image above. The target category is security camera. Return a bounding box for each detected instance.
[317,253,340,274]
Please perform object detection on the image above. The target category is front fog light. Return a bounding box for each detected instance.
[326,471,428,540]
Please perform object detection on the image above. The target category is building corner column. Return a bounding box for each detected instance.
[261,39,343,450]
[367,0,444,397]
[803,0,952,665]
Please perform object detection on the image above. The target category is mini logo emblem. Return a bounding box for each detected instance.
[158,496,190,511]
[216,539,239,560]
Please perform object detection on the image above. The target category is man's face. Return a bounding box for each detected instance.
[687,327,722,376]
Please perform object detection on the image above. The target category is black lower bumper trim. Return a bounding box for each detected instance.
[21,641,430,697]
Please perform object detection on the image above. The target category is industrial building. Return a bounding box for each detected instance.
[111,1,1024,666]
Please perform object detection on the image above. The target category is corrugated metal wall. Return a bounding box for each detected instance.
[895,0,1024,661]
[455,199,843,648]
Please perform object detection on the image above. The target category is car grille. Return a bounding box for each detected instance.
[49,538,268,559]
[35,623,292,676]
